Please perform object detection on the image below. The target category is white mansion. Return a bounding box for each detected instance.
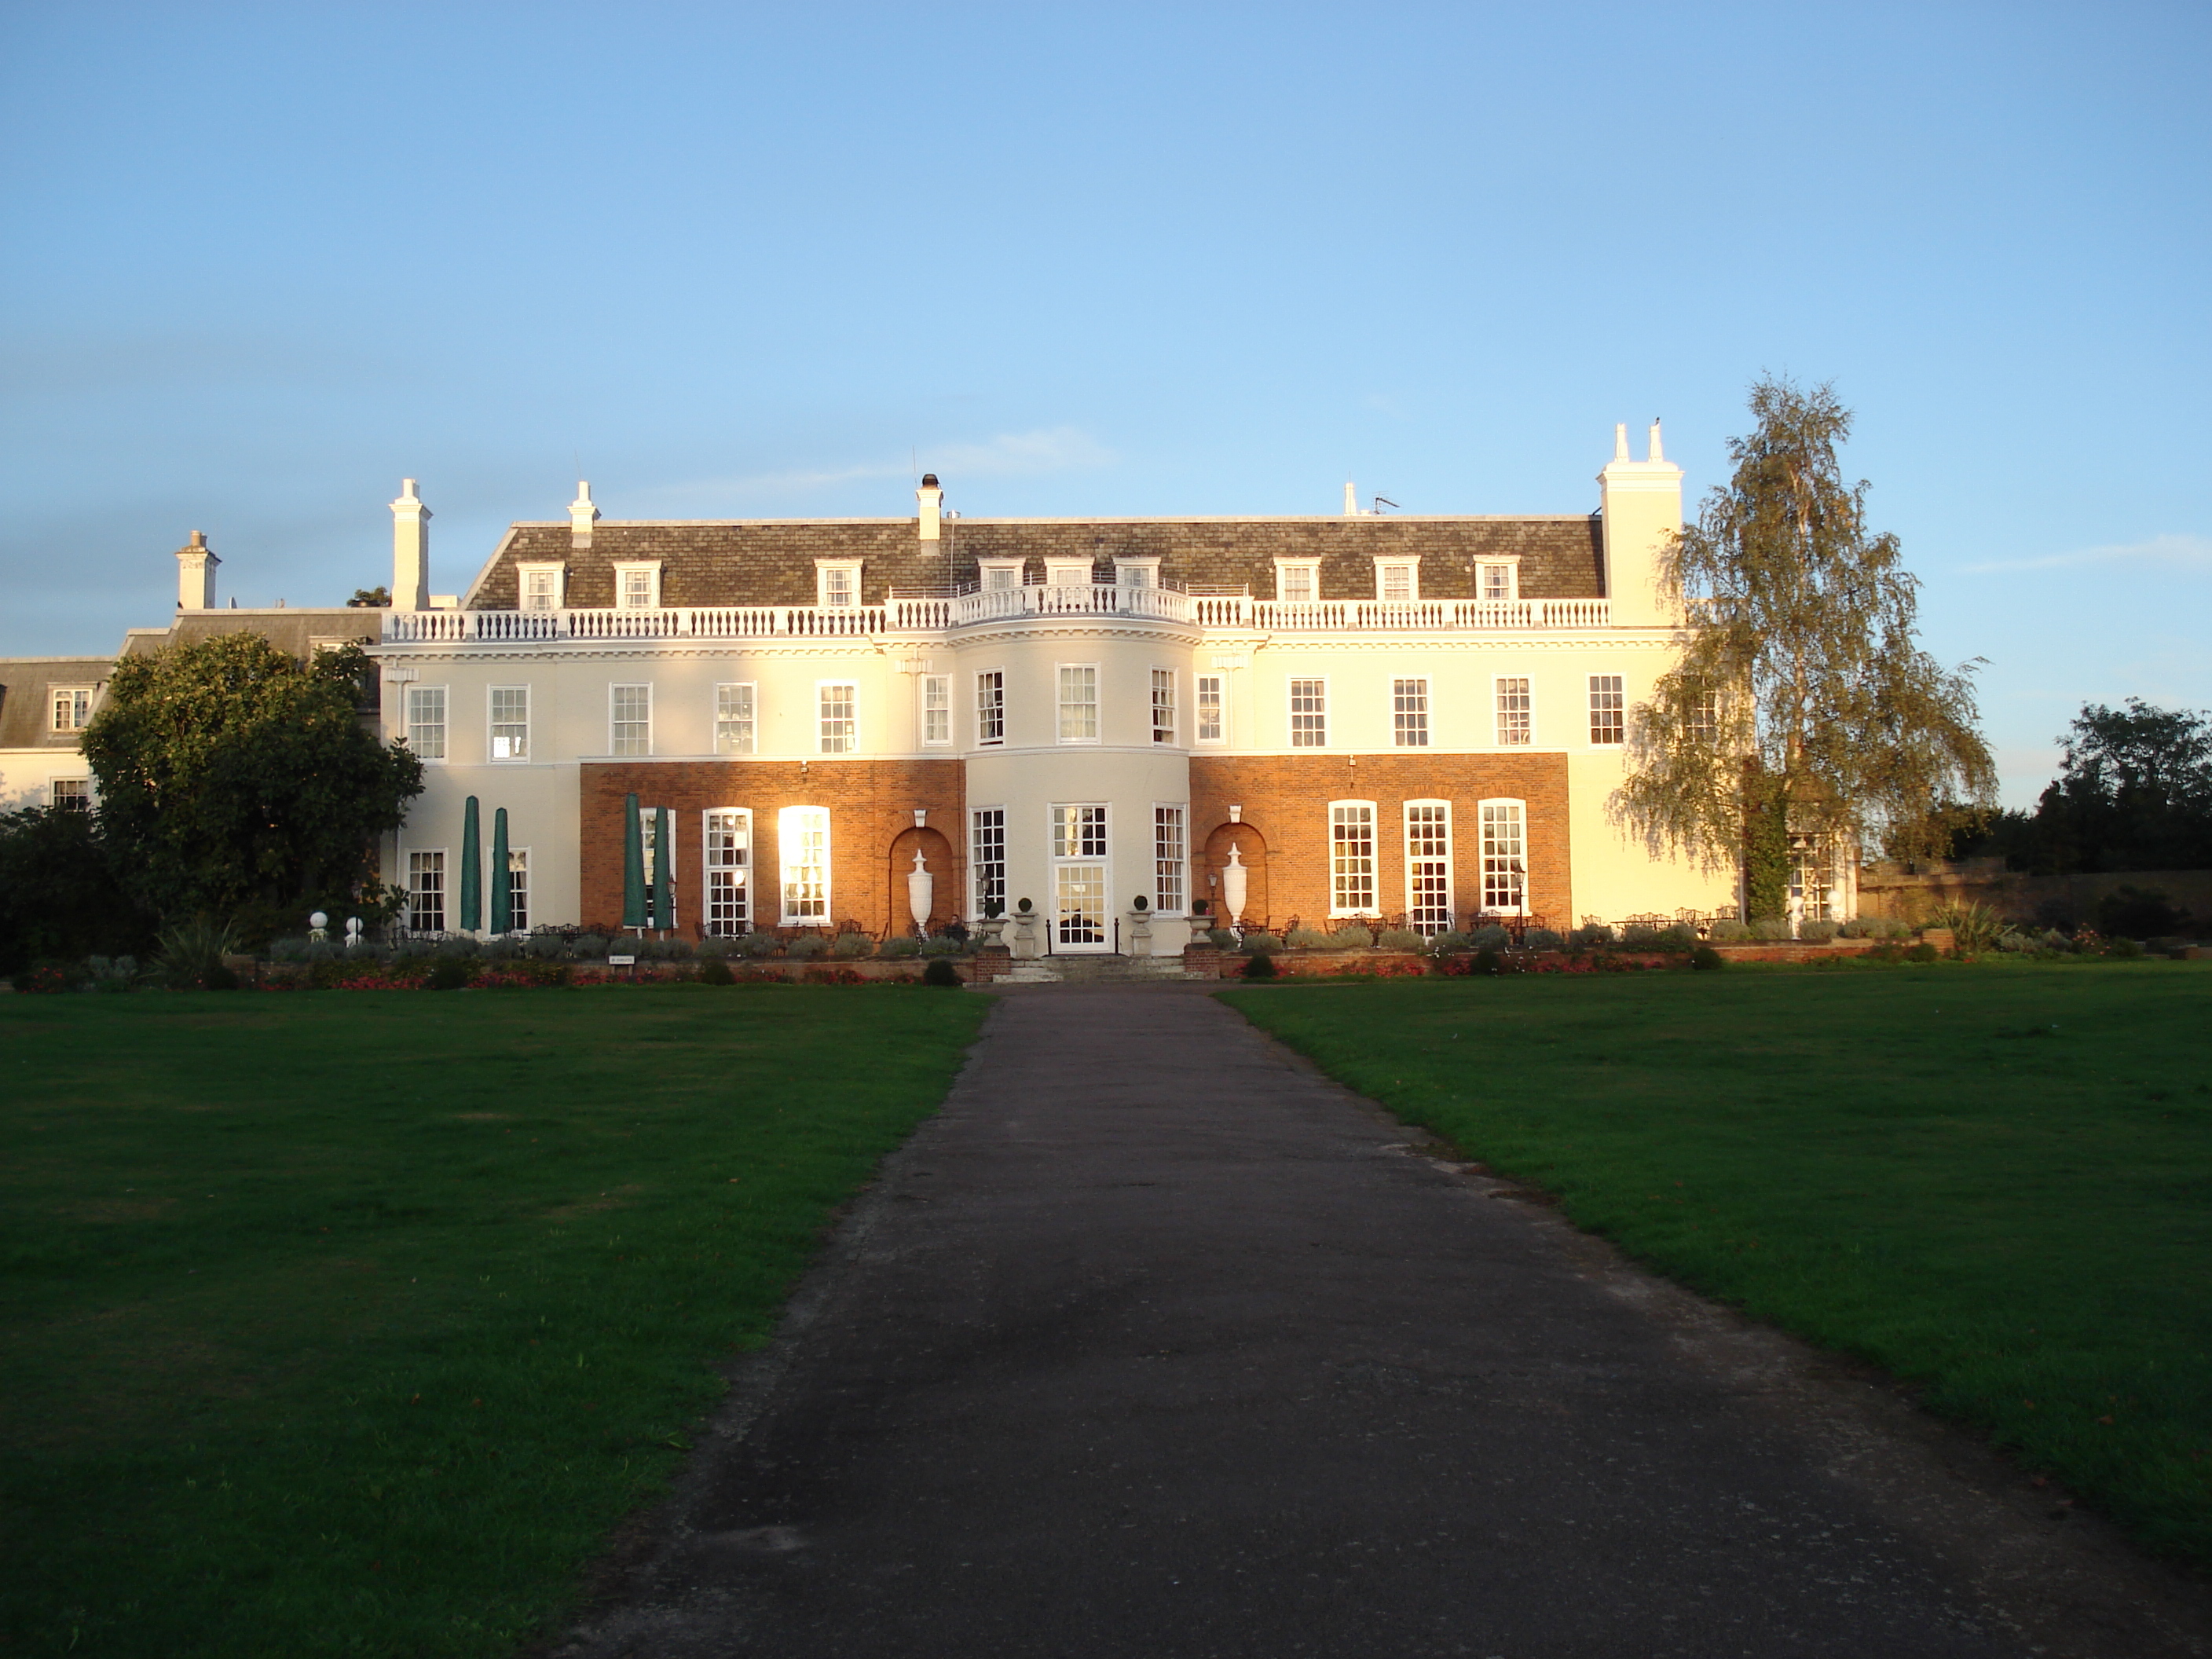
[5,424,1832,949]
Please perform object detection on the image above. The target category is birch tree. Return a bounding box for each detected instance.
[1613,377,1994,917]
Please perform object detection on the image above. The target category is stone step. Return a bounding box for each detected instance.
[989,954,1198,985]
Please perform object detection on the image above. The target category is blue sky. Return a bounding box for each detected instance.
[3,2,2205,804]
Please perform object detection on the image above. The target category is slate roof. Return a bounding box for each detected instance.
[461,517,1607,610]
[0,657,115,750]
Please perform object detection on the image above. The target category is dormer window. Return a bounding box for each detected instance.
[1045,559,1093,588]
[1374,558,1419,603]
[49,687,94,732]
[1478,560,1519,604]
[815,560,863,609]
[978,559,1023,591]
[613,562,661,610]
[1115,558,1161,588]
[518,563,565,613]
[1273,559,1320,602]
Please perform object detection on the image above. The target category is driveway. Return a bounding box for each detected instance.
[555,984,2209,1658]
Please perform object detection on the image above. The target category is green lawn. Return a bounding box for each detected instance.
[0,984,989,1658]
[1225,960,2212,1563]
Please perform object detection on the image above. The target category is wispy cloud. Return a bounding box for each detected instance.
[663,426,1116,507]
[1962,533,2212,575]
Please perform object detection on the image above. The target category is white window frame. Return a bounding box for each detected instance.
[1195,673,1225,745]
[517,563,565,613]
[704,808,751,936]
[1288,676,1328,749]
[407,848,447,934]
[1273,558,1320,602]
[638,804,678,930]
[1115,557,1162,588]
[1479,797,1528,914]
[1044,558,1093,588]
[489,685,530,762]
[817,681,858,754]
[48,777,92,810]
[778,805,830,925]
[715,683,756,755]
[612,562,662,611]
[815,559,863,610]
[978,559,1023,591]
[406,683,449,761]
[1150,668,1177,745]
[49,686,94,733]
[969,805,1006,918]
[1404,800,1453,936]
[1392,676,1430,748]
[1152,803,1187,915]
[1328,800,1378,918]
[1478,559,1520,604]
[1057,663,1100,745]
[610,683,653,756]
[1373,558,1419,602]
[921,673,952,747]
[1048,801,1111,949]
[504,846,530,932]
[975,668,1006,746]
[1588,674,1625,747]
[1494,676,1533,747]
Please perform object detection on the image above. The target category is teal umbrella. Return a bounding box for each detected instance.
[490,808,512,934]
[652,806,673,931]
[460,796,482,932]
[622,793,646,929]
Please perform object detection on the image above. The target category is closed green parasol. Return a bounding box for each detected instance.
[490,807,512,934]
[622,793,646,929]
[652,806,673,930]
[460,796,482,932]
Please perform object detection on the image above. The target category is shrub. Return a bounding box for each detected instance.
[1691,944,1724,971]
[1522,928,1563,952]
[1284,928,1330,950]
[1473,947,1502,976]
[923,957,963,987]
[697,935,737,959]
[1655,925,1697,952]
[1708,919,1750,943]
[1374,928,1423,952]
[919,936,965,958]
[786,935,829,960]
[1906,941,1939,963]
[698,956,735,984]
[2042,928,2076,952]
[1240,932,1278,955]
[1749,918,1793,942]
[1568,924,1613,950]
[2098,885,2187,939]
[270,936,312,963]
[1205,928,1237,949]
[572,934,610,960]
[1470,925,1510,950]
[738,931,782,958]
[1800,919,1840,943]
[878,936,922,958]
[427,956,471,991]
[1931,901,2006,954]
[1328,925,1374,950]
[1428,930,1469,954]
[661,939,696,961]
[830,932,873,959]
[527,932,569,960]
[2108,936,2145,959]
[1240,951,1277,979]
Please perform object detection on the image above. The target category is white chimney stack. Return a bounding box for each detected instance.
[569,481,599,548]
[1343,481,1359,517]
[916,473,943,541]
[174,530,219,610]
[390,478,430,612]
[1597,421,1684,628]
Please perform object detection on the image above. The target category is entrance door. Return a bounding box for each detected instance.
[1049,803,1112,954]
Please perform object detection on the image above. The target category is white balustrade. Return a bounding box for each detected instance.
[382,589,1613,644]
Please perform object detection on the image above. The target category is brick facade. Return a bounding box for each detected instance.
[580,760,966,937]
[1188,753,1573,932]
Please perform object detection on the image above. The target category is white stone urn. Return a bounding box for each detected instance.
[1127,902,1153,958]
[1012,902,1039,959]
[1221,841,1250,927]
[975,914,1007,949]
[906,848,934,935]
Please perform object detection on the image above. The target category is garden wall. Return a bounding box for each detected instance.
[1858,866,2212,928]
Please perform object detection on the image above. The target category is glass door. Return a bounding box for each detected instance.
[1050,804,1111,953]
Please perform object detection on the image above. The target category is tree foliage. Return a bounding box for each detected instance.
[1613,378,1994,908]
[81,635,423,924]
[0,806,156,972]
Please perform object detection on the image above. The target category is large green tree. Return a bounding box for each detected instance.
[1613,378,1994,917]
[82,635,423,925]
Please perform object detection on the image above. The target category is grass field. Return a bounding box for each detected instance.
[1225,960,2212,1564]
[0,984,989,1658]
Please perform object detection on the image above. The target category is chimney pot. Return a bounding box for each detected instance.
[390,478,432,611]
[174,531,221,610]
[569,481,600,548]
[916,474,943,541]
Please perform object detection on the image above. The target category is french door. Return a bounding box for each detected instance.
[1050,803,1111,953]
